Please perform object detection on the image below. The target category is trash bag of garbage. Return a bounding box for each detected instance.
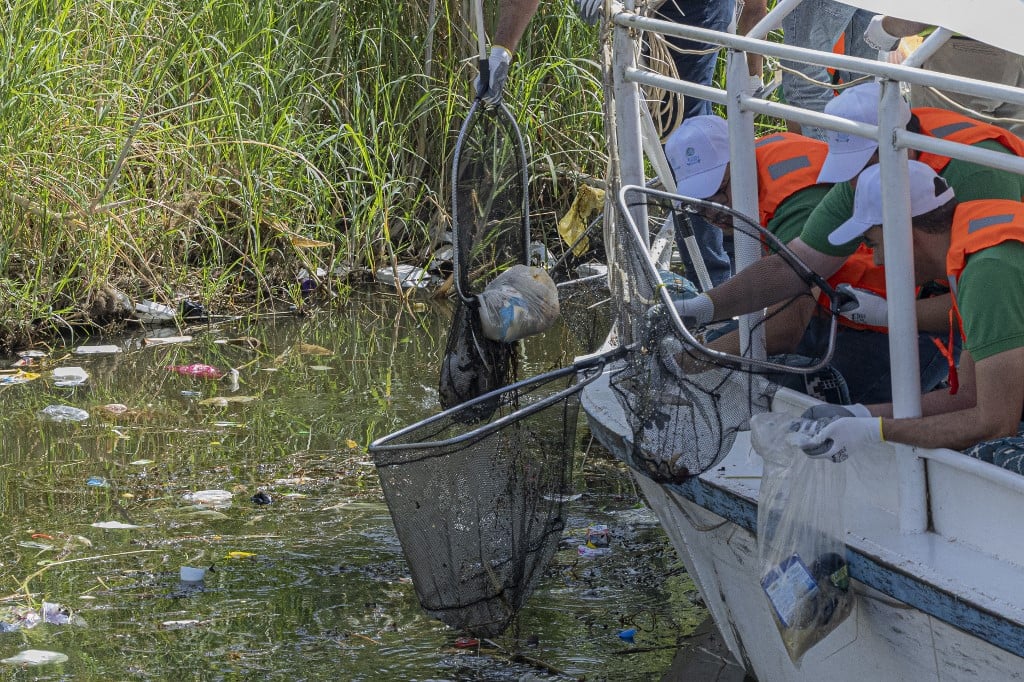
[751,412,854,663]
[476,265,560,343]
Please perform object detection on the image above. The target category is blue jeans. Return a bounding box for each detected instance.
[795,316,952,405]
[655,0,735,286]
[780,0,878,140]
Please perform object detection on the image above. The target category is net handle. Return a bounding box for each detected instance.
[473,0,488,99]
[371,349,624,455]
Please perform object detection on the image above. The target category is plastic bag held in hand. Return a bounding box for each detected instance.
[796,416,884,463]
[575,0,602,25]
[474,46,512,105]
[836,283,888,328]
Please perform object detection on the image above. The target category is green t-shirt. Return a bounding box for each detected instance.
[801,140,1024,257]
[956,240,1024,362]
[766,184,834,244]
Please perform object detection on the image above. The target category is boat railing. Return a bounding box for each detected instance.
[605,0,1024,533]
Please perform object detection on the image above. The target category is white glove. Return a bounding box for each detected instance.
[575,0,602,25]
[863,16,901,52]
[673,292,715,328]
[474,46,513,105]
[801,403,871,421]
[795,416,884,463]
[837,283,888,327]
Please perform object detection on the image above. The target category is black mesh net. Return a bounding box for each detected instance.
[438,100,530,415]
[370,362,605,637]
[605,188,851,483]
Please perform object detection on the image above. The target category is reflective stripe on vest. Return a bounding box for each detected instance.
[754,132,829,225]
[947,200,1024,282]
[915,108,1024,173]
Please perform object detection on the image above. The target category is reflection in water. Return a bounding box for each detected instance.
[0,291,702,679]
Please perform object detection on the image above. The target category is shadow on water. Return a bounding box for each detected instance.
[0,289,706,680]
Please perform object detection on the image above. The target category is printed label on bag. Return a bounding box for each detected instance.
[761,554,819,627]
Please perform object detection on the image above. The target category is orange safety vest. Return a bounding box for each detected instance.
[936,200,1024,394]
[915,108,1024,173]
[751,133,889,332]
[754,133,829,225]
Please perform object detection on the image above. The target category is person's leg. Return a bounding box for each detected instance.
[835,9,878,84]
[780,0,858,140]
[913,39,1024,137]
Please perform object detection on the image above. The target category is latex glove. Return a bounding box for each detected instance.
[801,403,871,421]
[673,292,715,328]
[798,416,884,463]
[575,0,602,25]
[474,46,512,105]
[863,15,901,52]
[837,283,888,327]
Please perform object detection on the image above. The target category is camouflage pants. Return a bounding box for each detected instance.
[962,423,1024,475]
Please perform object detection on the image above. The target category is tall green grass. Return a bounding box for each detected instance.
[0,0,606,348]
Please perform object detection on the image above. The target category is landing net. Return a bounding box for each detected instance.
[606,188,851,482]
[438,100,530,415]
[370,360,606,637]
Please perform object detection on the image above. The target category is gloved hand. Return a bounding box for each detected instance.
[575,0,602,25]
[801,403,871,421]
[794,416,884,463]
[474,45,513,105]
[863,15,901,52]
[673,292,715,329]
[836,283,888,327]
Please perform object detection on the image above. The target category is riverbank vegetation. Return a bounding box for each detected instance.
[0,0,605,349]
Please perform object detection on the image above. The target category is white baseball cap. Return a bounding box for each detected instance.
[816,82,912,184]
[664,115,730,199]
[828,160,956,245]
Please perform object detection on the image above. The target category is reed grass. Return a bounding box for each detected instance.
[0,0,606,349]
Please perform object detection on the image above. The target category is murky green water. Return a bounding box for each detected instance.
[0,292,705,680]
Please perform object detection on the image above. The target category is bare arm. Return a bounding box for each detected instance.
[736,0,769,77]
[880,17,931,38]
[878,347,1024,450]
[494,0,541,51]
[706,238,847,321]
[915,293,952,335]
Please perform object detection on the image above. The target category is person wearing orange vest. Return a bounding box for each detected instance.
[799,161,1024,466]
[662,115,948,403]
[670,82,1024,394]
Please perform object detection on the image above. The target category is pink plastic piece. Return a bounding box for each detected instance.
[166,363,225,380]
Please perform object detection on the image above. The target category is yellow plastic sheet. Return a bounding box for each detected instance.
[557,185,605,257]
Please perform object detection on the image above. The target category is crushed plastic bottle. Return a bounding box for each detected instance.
[166,364,225,380]
[38,405,90,422]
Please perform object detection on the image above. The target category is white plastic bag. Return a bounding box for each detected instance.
[477,265,560,343]
[751,412,854,664]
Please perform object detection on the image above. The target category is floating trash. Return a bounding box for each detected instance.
[251,491,272,505]
[91,521,141,529]
[577,545,612,558]
[617,628,636,643]
[453,637,479,649]
[166,363,224,380]
[309,365,332,371]
[99,403,129,415]
[585,525,611,549]
[52,366,88,387]
[225,551,256,560]
[182,489,233,509]
[134,301,176,324]
[1,649,68,666]
[0,370,40,386]
[180,390,202,398]
[38,405,89,422]
[160,619,204,630]
[179,566,207,583]
[130,459,154,465]
[142,335,193,347]
[74,345,121,355]
[375,264,431,290]
[86,476,108,487]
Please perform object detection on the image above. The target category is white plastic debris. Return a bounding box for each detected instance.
[52,366,88,387]
[375,264,431,290]
[179,566,207,583]
[182,489,233,509]
[134,300,176,323]
[1,650,69,666]
[38,405,90,422]
[91,521,141,529]
[73,344,121,355]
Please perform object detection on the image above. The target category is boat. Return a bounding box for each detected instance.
[579,0,1024,679]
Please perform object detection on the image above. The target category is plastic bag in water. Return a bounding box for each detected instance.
[477,265,560,343]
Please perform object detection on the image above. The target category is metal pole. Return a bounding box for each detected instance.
[877,79,928,534]
[726,51,764,361]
